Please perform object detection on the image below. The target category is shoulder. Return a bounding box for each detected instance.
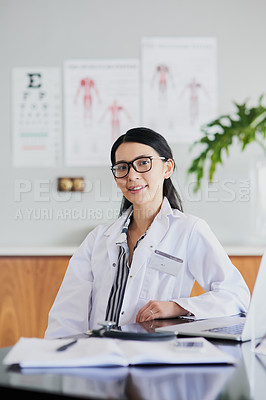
[170,208,203,227]
[169,210,225,258]
[160,197,209,235]
[82,209,131,244]
[70,214,126,260]
[161,197,203,228]
[169,208,216,240]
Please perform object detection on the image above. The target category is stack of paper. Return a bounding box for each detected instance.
[3,337,235,368]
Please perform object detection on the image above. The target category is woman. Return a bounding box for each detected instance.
[45,127,250,339]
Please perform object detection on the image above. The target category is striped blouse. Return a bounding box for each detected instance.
[105,211,146,325]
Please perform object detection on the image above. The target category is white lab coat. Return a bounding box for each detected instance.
[45,198,250,339]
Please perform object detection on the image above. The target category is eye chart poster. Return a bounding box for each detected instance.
[141,37,218,143]
[64,59,139,166]
[12,68,62,167]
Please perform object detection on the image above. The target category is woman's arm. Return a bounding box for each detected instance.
[173,219,250,319]
[136,300,188,322]
[45,232,95,339]
[136,218,250,323]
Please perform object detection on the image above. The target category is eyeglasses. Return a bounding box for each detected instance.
[111,156,167,178]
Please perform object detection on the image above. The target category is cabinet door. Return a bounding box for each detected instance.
[0,256,69,347]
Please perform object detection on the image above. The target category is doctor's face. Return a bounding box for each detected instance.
[113,142,173,210]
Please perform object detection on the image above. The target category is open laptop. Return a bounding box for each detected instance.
[156,248,266,342]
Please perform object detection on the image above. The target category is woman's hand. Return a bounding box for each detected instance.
[136,300,188,323]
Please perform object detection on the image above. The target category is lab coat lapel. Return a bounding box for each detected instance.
[104,198,175,275]
[130,198,172,276]
[104,207,132,269]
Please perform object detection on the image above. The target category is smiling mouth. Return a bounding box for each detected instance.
[128,185,148,192]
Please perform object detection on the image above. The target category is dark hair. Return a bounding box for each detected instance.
[111,127,183,215]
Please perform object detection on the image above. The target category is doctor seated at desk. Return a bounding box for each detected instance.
[45,127,250,339]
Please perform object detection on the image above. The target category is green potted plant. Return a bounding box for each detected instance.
[188,95,266,192]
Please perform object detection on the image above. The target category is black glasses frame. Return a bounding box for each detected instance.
[111,156,166,179]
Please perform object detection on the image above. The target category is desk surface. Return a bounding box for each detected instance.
[1,332,266,400]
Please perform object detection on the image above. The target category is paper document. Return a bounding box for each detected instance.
[3,337,235,368]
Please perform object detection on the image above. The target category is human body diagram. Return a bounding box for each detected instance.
[151,64,175,102]
[99,99,132,141]
[179,77,209,125]
[74,77,101,121]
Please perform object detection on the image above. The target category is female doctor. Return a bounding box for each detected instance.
[45,127,250,339]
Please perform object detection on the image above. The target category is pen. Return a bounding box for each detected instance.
[255,335,266,349]
[56,339,77,352]
[176,341,203,348]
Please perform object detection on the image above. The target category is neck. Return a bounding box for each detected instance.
[131,199,163,234]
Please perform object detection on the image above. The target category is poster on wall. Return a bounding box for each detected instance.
[12,68,62,167]
[141,37,218,143]
[64,59,140,166]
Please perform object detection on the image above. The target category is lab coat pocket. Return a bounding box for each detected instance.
[152,250,183,276]
[140,251,182,300]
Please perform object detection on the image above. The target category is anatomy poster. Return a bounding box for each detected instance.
[64,59,139,166]
[141,37,218,143]
[12,68,62,167]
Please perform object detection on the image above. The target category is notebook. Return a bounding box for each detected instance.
[157,248,266,342]
[3,337,235,368]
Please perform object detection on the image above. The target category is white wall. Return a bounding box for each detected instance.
[1,0,266,247]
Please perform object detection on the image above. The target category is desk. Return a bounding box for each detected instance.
[1,326,266,399]
[0,254,262,347]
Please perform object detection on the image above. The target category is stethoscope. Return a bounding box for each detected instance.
[85,320,175,341]
[86,321,117,337]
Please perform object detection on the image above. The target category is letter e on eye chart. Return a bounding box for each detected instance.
[12,68,62,167]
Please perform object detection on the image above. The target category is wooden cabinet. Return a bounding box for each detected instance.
[0,255,262,347]
[0,257,69,348]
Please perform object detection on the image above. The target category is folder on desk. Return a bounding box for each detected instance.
[3,337,235,368]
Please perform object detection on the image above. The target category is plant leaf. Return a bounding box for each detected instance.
[187,95,266,191]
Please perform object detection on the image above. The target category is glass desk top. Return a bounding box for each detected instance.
[1,320,266,400]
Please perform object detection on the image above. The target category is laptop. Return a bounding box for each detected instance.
[156,248,266,342]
